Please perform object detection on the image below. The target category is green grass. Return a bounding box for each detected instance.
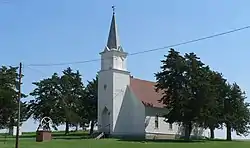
[1,132,250,148]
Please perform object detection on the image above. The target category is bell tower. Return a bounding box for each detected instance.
[100,6,128,72]
[97,6,130,135]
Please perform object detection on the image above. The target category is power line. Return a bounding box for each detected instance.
[27,58,100,67]
[27,25,250,67]
[24,65,49,76]
[129,25,250,56]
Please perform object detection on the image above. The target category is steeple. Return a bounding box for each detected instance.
[100,6,128,72]
[105,6,123,52]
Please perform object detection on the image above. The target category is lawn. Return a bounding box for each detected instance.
[0,132,250,148]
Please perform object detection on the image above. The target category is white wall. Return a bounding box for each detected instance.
[97,70,114,131]
[98,48,129,134]
[112,72,145,136]
[100,50,127,72]
[145,107,179,135]
[100,51,113,71]
[145,106,209,138]
[145,116,179,135]
[112,71,130,132]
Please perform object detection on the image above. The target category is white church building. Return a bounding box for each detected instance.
[97,8,209,139]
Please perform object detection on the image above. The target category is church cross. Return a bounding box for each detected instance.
[112,5,115,14]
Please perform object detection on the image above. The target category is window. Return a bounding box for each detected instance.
[104,84,107,90]
[155,114,159,129]
[169,123,173,130]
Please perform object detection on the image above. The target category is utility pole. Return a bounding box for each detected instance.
[15,62,22,148]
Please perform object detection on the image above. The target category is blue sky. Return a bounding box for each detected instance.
[1,0,250,139]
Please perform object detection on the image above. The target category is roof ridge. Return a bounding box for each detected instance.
[130,77,156,84]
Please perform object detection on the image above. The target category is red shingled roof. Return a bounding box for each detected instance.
[130,77,165,108]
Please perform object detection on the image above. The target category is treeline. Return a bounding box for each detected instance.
[0,48,250,141]
[0,67,98,135]
[0,66,30,129]
[155,48,250,141]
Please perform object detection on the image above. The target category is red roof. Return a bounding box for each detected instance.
[130,77,165,108]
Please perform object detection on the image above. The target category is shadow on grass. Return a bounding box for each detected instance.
[2,131,92,140]
[52,132,91,140]
[207,139,244,142]
[117,138,244,143]
[0,136,15,143]
[0,139,14,143]
[117,138,206,143]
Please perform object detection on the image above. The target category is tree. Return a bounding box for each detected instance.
[84,76,98,134]
[223,83,250,141]
[183,52,210,139]
[59,68,85,134]
[29,73,61,128]
[29,67,85,134]
[155,48,187,126]
[75,75,98,134]
[198,71,227,139]
[155,49,208,140]
[0,66,29,129]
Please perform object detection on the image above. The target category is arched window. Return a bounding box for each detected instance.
[155,114,159,129]
[169,123,173,130]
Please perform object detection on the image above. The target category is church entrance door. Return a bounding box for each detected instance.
[101,107,110,134]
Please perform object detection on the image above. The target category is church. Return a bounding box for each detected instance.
[97,8,209,139]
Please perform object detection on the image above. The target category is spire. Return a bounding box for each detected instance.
[106,6,123,51]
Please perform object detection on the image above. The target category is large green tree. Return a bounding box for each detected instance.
[29,67,85,134]
[84,76,98,134]
[155,49,209,140]
[198,71,227,139]
[59,68,85,133]
[29,73,62,129]
[75,75,98,134]
[0,66,29,129]
[223,83,250,141]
